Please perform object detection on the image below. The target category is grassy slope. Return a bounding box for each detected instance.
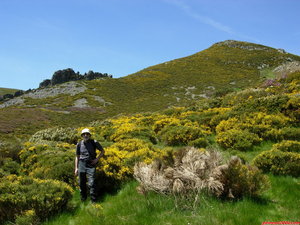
[85,41,300,114]
[0,87,20,95]
[1,40,300,141]
[44,174,299,225]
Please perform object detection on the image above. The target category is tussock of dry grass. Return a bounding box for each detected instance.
[134,147,269,200]
[134,147,224,197]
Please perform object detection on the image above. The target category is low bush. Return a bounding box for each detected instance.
[159,125,205,146]
[0,175,73,224]
[1,158,20,175]
[152,117,181,133]
[216,113,292,138]
[286,71,300,82]
[272,140,300,153]
[263,127,300,141]
[19,143,75,185]
[0,138,23,161]
[29,127,78,144]
[0,168,7,178]
[253,149,300,177]
[216,129,262,151]
[281,127,300,140]
[109,122,157,143]
[188,137,209,148]
[98,138,166,182]
[15,210,40,225]
[233,94,290,113]
[219,156,269,199]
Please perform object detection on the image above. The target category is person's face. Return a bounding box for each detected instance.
[81,133,91,141]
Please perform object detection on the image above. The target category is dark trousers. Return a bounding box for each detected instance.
[78,159,97,201]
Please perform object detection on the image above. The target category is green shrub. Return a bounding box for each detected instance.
[281,127,300,140]
[0,138,23,161]
[273,140,300,153]
[152,117,180,133]
[286,71,300,82]
[263,128,284,141]
[285,96,300,125]
[0,168,7,178]
[15,210,40,225]
[159,125,204,146]
[233,94,290,113]
[220,156,270,199]
[0,175,73,224]
[106,117,157,143]
[1,158,20,175]
[19,143,75,185]
[216,129,262,151]
[264,127,300,141]
[253,150,300,177]
[29,127,79,144]
[188,137,208,148]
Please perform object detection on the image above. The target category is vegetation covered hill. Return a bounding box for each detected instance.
[1,40,300,143]
[0,62,299,225]
[0,87,20,96]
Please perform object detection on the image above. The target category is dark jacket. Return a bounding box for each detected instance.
[76,139,104,160]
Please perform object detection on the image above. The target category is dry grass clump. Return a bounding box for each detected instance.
[134,147,269,201]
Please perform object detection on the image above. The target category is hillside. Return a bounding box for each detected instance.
[1,68,299,225]
[0,87,20,96]
[1,40,300,142]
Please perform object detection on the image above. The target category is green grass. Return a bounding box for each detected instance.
[226,141,275,163]
[0,87,20,96]
[43,174,299,225]
[260,68,277,79]
[42,141,299,225]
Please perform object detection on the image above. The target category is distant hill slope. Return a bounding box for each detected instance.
[126,40,300,94]
[1,40,300,140]
[0,87,20,96]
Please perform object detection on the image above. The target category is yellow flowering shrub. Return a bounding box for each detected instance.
[98,138,165,181]
[110,122,157,143]
[284,95,300,123]
[159,125,206,146]
[263,127,300,141]
[19,143,76,185]
[0,176,73,224]
[216,118,239,134]
[273,140,300,153]
[153,116,181,133]
[15,209,39,225]
[216,112,292,142]
[216,129,262,151]
[253,149,300,177]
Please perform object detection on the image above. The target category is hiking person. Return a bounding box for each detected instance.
[75,128,105,202]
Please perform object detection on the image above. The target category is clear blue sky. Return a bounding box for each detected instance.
[1,0,299,90]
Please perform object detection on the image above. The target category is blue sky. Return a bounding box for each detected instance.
[1,0,299,90]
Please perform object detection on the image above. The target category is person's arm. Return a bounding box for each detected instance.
[91,141,105,165]
[96,141,105,160]
[75,155,79,176]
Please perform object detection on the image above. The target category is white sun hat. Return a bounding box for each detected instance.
[81,128,91,135]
